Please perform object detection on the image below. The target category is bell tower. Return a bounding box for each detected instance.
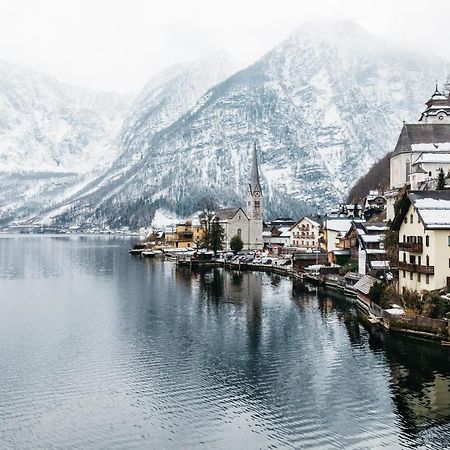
[247,142,263,249]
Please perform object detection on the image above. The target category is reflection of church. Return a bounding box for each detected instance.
[214,143,264,250]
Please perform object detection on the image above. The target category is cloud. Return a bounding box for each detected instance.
[0,0,449,93]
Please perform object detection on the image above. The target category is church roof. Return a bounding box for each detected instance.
[214,208,248,221]
[391,123,450,156]
[249,142,262,194]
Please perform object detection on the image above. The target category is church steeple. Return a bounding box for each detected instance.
[419,82,450,123]
[247,142,263,221]
[249,142,262,194]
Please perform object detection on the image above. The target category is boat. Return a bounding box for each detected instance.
[128,244,146,255]
[141,250,157,258]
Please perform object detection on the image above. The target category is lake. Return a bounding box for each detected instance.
[0,235,450,449]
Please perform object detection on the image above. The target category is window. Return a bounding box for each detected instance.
[237,228,241,237]
[404,217,407,224]
[418,273,421,282]
[448,236,450,246]
[254,201,260,208]
[403,270,406,278]
[410,272,413,280]
[403,234,406,242]
[426,235,429,247]
[410,214,413,223]
[426,255,430,266]
[426,274,430,284]
[403,253,406,262]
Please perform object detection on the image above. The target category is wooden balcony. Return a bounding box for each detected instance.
[398,261,434,274]
[399,242,423,253]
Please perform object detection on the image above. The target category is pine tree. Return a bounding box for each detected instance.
[208,218,224,255]
[437,167,446,190]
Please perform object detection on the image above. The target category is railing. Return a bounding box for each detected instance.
[399,242,423,253]
[398,261,434,274]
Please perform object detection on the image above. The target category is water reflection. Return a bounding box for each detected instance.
[0,236,450,449]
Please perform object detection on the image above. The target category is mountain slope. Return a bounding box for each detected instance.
[0,60,130,225]
[51,20,449,228]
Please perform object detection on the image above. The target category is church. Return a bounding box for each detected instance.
[214,143,264,251]
[387,85,450,220]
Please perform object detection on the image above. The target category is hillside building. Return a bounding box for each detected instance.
[387,86,450,220]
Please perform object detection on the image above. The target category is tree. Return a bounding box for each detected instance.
[208,218,224,255]
[230,235,243,254]
[437,167,446,190]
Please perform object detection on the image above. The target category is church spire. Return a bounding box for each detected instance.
[249,142,261,194]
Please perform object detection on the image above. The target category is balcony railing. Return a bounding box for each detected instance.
[399,242,423,253]
[398,261,434,274]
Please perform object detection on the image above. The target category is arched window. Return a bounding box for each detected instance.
[426,255,429,266]
[426,235,430,247]
[237,228,241,237]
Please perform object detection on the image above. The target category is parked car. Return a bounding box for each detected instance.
[262,258,272,265]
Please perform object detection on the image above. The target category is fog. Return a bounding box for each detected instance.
[0,0,449,93]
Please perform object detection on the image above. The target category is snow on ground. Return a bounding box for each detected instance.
[152,209,180,228]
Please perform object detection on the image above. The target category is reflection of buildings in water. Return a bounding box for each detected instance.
[367,329,450,430]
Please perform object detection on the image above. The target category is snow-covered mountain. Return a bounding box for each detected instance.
[0,60,130,225]
[49,20,449,228]
[2,21,450,228]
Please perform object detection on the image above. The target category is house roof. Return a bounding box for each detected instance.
[392,123,450,157]
[214,208,248,221]
[289,216,320,231]
[391,190,450,230]
[353,275,378,295]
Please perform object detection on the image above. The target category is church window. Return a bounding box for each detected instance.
[254,201,260,208]
[237,229,241,237]
[426,235,429,247]
[410,214,413,223]
[426,255,429,266]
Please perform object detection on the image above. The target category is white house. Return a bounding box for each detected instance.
[289,217,320,250]
[391,190,450,293]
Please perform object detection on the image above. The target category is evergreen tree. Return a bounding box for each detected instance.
[230,235,244,254]
[208,218,224,255]
[437,167,446,190]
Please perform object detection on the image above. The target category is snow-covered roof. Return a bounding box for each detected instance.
[370,261,390,269]
[411,143,450,152]
[361,234,383,243]
[365,249,386,255]
[278,226,291,237]
[413,153,450,164]
[392,124,450,156]
[392,191,450,230]
[325,218,363,233]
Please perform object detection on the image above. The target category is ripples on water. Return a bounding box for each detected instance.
[0,235,450,449]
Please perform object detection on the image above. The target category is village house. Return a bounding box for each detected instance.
[391,190,450,293]
[340,221,389,275]
[164,219,205,248]
[387,86,450,220]
[324,217,364,263]
[289,217,320,251]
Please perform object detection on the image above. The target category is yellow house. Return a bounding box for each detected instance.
[391,190,450,293]
[165,219,206,248]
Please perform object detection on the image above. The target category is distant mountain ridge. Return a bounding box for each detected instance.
[1,20,449,228]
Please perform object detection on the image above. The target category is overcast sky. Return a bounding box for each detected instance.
[0,0,449,94]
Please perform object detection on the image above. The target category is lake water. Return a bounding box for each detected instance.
[1,235,450,449]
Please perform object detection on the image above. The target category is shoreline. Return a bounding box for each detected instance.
[175,257,450,344]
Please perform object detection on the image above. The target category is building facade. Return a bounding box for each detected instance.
[289,217,320,250]
[391,191,450,292]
